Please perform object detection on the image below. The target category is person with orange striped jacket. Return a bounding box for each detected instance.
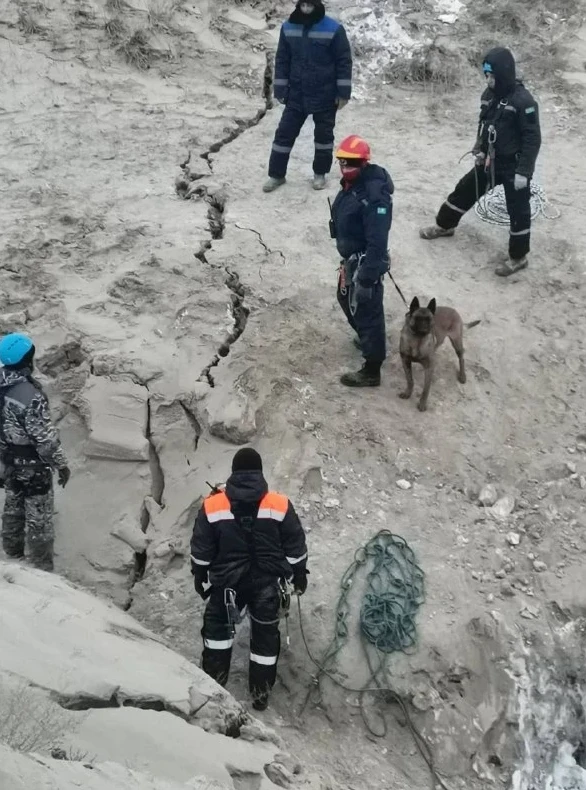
[190,448,308,711]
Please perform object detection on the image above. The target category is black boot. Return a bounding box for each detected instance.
[252,694,269,711]
[340,360,382,387]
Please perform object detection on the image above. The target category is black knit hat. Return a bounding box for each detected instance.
[232,448,263,472]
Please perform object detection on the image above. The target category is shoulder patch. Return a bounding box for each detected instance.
[525,106,536,114]
[377,206,387,215]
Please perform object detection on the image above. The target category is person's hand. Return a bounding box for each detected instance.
[58,467,71,488]
[293,570,308,596]
[336,98,348,110]
[354,281,373,303]
[192,566,209,599]
[473,151,486,168]
[514,173,528,191]
[194,577,206,599]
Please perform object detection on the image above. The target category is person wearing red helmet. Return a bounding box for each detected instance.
[330,135,394,387]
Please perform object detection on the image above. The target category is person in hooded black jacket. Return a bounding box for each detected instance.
[420,47,541,276]
[330,134,393,387]
[190,448,308,711]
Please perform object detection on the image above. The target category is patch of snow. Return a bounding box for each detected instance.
[436,0,464,24]
[340,3,417,98]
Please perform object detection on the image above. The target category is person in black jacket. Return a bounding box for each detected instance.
[190,448,308,711]
[420,47,541,276]
[331,135,393,387]
[264,0,352,193]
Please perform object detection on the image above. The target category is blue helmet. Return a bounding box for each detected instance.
[0,333,34,366]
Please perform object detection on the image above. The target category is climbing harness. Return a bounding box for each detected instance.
[338,253,407,314]
[294,530,453,790]
[246,578,293,646]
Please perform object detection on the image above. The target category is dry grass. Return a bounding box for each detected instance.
[0,678,73,753]
[104,16,127,41]
[461,0,582,83]
[106,0,128,11]
[146,0,183,29]
[386,41,474,92]
[118,29,156,69]
[387,0,581,93]
[17,9,44,35]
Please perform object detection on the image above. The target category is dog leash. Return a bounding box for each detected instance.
[387,270,408,308]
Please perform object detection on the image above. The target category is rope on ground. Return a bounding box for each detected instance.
[296,530,454,790]
[475,181,561,225]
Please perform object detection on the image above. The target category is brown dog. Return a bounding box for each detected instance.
[399,297,480,412]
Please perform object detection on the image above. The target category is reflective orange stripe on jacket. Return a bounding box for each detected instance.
[204,491,288,524]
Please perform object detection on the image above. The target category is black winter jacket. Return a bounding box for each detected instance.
[476,47,541,178]
[274,2,352,113]
[190,470,308,589]
[331,164,394,285]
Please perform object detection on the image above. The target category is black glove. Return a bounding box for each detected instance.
[192,566,209,600]
[193,577,206,599]
[293,569,308,596]
[58,467,71,488]
[354,281,373,304]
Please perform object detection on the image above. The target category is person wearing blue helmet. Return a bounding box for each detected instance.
[0,333,70,571]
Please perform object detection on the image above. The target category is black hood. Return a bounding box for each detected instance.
[483,47,516,98]
[225,469,268,504]
[289,1,325,26]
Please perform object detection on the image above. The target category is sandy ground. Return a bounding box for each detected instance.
[1,0,586,787]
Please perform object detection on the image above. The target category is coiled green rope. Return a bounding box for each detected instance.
[297,531,452,790]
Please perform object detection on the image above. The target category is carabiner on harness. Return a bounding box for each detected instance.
[279,578,292,647]
[224,588,243,637]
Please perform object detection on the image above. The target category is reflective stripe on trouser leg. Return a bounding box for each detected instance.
[248,584,280,701]
[354,280,386,362]
[268,104,308,179]
[1,478,26,558]
[312,107,337,176]
[201,590,235,687]
[503,178,531,259]
[25,488,55,571]
[436,167,488,229]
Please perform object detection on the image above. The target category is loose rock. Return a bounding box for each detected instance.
[396,479,412,490]
[490,496,516,521]
[478,484,498,507]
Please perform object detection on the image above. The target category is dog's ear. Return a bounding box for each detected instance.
[427,298,437,314]
[409,297,420,315]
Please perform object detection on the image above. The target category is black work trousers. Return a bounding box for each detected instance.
[337,269,386,362]
[201,581,281,703]
[268,104,337,179]
[436,165,531,260]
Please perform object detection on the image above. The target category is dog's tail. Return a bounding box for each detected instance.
[465,320,481,330]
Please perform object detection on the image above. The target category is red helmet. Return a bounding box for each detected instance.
[335,135,371,161]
